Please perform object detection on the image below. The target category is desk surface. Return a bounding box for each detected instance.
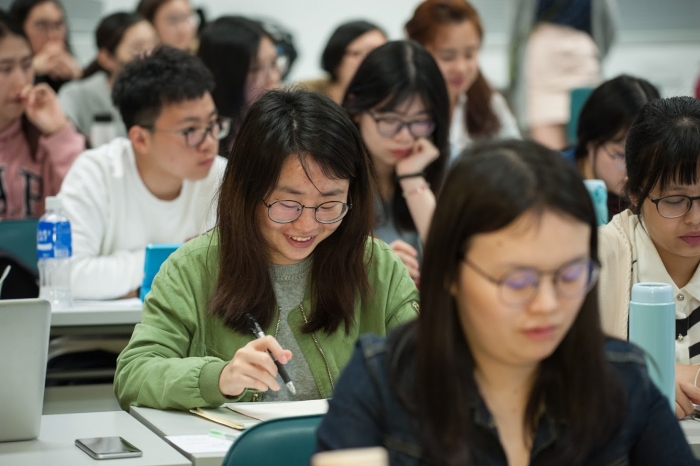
[681,419,700,458]
[51,299,143,327]
[131,406,258,466]
[0,411,190,466]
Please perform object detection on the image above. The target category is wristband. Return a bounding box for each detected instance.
[694,366,700,388]
[395,172,426,181]
[402,183,430,197]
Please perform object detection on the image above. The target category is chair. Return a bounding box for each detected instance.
[222,414,323,466]
[0,218,38,274]
[567,87,595,144]
[0,219,39,299]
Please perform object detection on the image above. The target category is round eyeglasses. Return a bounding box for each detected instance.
[368,112,435,139]
[649,195,700,219]
[463,258,600,306]
[262,199,352,224]
[143,116,232,148]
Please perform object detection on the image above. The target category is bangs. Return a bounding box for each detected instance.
[641,121,700,195]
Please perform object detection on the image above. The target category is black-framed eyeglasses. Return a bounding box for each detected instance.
[463,258,600,306]
[368,112,435,139]
[142,116,231,148]
[262,199,352,224]
[649,195,700,219]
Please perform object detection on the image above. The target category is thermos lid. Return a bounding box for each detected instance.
[44,196,62,211]
[93,113,114,123]
[631,282,673,304]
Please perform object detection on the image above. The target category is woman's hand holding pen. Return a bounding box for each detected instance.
[218,335,293,397]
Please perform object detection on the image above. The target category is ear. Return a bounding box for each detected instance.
[96,49,117,74]
[129,125,150,156]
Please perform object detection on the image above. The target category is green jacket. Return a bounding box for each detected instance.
[114,231,419,411]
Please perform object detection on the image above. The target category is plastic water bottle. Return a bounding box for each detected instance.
[628,282,675,410]
[583,179,609,226]
[89,113,117,148]
[37,196,73,310]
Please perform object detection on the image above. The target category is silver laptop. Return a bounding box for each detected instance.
[0,299,50,442]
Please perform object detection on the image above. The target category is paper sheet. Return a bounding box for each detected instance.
[71,298,143,310]
[226,399,329,421]
[166,434,238,453]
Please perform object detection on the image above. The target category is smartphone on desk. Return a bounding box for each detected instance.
[75,436,142,459]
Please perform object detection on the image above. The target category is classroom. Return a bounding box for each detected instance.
[1,0,700,464]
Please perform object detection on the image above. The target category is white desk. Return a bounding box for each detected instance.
[51,299,143,328]
[131,406,258,466]
[681,419,700,458]
[0,411,190,466]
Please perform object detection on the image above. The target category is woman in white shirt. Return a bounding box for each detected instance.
[599,96,700,420]
[405,0,520,161]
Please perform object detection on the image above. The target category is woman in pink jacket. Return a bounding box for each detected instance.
[0,9,84,219]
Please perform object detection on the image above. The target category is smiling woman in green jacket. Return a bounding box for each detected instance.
[113,89,419,411]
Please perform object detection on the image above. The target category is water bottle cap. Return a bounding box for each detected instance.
[631,282,674,304]
[93,113,113,123]
[44,196,63,211]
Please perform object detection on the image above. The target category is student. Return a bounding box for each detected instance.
[342,40,450,283]
[10,0,81,92]
[197,16,283,153]
[136,0,196,52]
[316,139,697,465]
[508,0,617,150]
[303,20,387,104]
[58,46,227,300]
[599,96,700,420]
[0,10,84,219]
[114,89,419,410]
[406,0,520,160]
[563,75,659,221]
[58,12,158,142]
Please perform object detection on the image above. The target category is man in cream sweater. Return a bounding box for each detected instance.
[59,46,229,300]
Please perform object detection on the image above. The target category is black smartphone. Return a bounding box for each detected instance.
[75,436,143,459]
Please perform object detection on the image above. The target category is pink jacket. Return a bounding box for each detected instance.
[0,119,85,219]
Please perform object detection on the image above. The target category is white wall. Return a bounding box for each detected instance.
[96,0,700,97]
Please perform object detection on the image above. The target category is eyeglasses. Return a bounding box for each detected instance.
[32,19,65,34]
[601,143,625,164]
[249,55,288,80]
[649,195,700,219]
[368,112,435,139]
[164,13,197,28]
[262,199,351,224]
[143,116,231,147]
[463,258,600,306]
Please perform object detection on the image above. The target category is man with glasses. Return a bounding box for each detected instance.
[58,46,227,300]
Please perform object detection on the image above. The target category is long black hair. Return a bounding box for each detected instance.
[321,20,385,82]
[210,89,375,335]
[625,96,700,214]
[82,12,146,79]
[343,40,450,233]
[574,75,659,162]
[389,139,625,465]
[197,16,273,153]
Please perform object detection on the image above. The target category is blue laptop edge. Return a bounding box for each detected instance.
[140,244,181,302]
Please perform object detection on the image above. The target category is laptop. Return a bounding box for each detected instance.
[0,299,50,442]
[139,244,181,301]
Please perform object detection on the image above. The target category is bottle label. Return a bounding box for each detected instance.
[37,220,72,259]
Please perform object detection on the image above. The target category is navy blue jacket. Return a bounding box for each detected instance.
[316,332,699,465]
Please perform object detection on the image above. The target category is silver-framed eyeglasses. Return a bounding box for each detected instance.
[463,258,600,306]
[262,199,352,224]
[649,195,700,219]
[143,116,231,147]
[368,112,435,139]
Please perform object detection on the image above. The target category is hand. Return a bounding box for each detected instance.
[674,363,700,419]
[50,52,81,80]
[32,41,65,76]
[395,137,440,177]
[218,335,293,397]
[389,239,420,285]
[22,83,68,136]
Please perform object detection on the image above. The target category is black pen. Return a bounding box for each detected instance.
[246,313,296,395]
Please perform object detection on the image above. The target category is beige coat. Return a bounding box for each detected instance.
[598,209,637,338]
